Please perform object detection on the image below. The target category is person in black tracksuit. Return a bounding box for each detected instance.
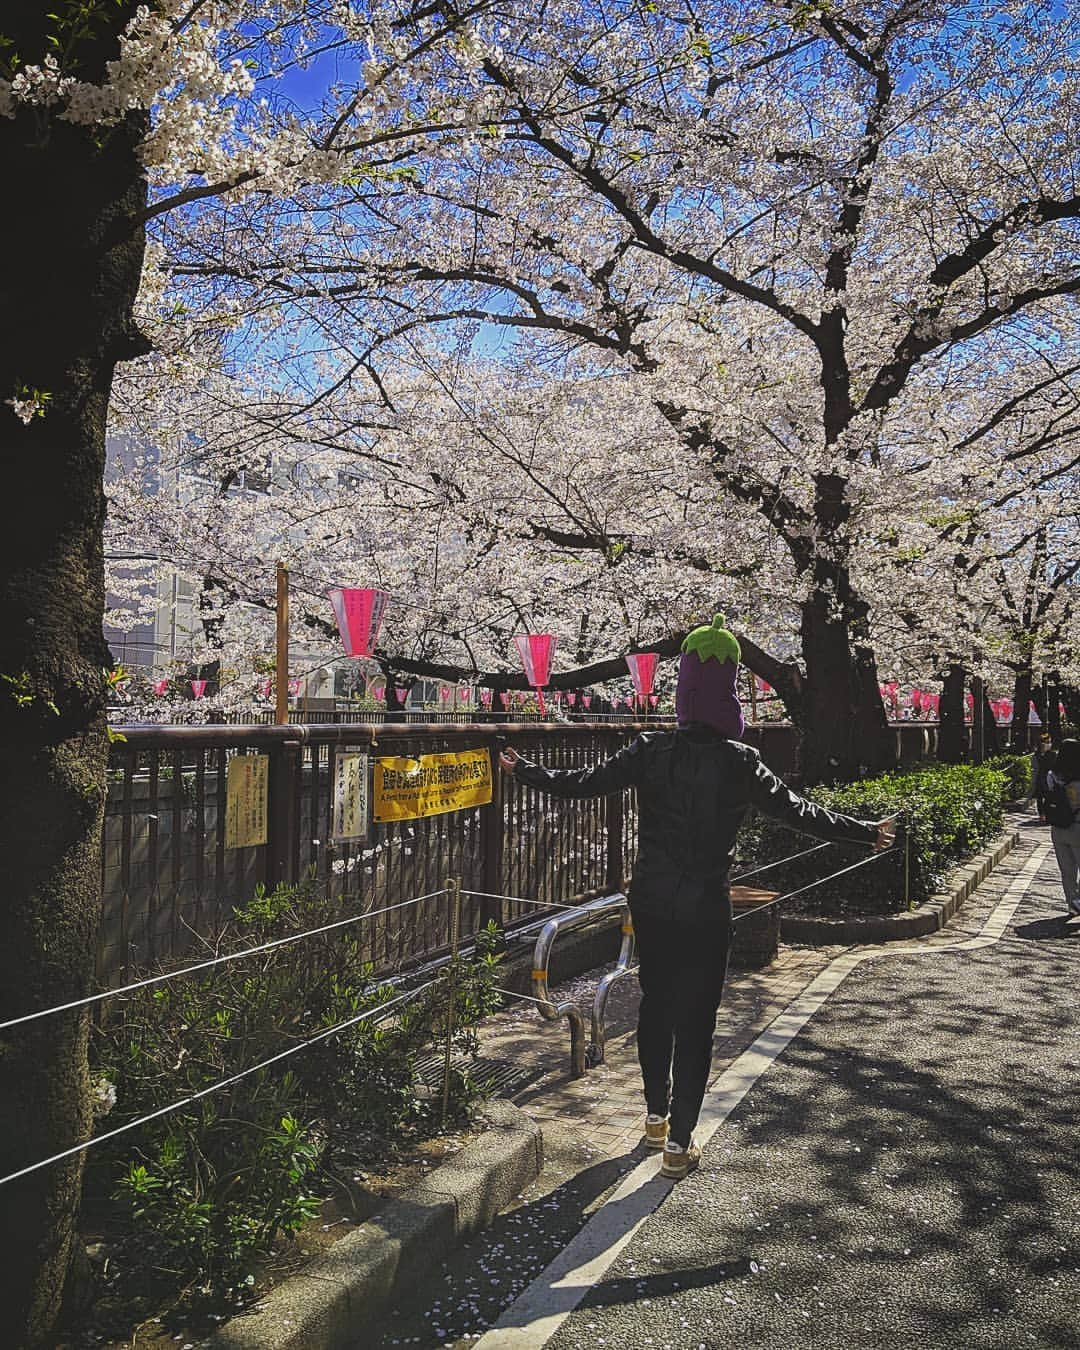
[499,617,892,1179]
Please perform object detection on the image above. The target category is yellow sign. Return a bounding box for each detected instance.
[373,748,492,823]
[225,753,269,849]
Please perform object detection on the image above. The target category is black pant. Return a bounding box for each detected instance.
[632,911,732,1148]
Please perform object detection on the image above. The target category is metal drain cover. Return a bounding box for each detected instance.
[413,1051,544,1098]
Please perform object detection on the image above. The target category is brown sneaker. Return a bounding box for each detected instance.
[644,1115,669,1151]
[660,1140,701,1180]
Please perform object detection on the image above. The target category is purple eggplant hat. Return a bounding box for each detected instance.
[675,614,744,739]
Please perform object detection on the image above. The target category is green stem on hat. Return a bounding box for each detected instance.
[681,614,741,665]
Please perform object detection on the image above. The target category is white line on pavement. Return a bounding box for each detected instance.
[471,840,1053,1349]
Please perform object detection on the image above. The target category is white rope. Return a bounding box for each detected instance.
[756,846,896,910]
[730,841,835,883]
[0,981,438,1188]
[0,889,451,1033]
[461,889,598,913]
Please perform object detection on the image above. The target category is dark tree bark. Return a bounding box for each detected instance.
[1010,665,1033,750]
[937,664,969,763]
[798,590,894,783]
[979,690,1001,758]
[0,9,148,1342]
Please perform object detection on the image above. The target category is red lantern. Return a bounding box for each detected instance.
[582,694,592,710]
[328,587,390,658]
[625,652,659,700]
[153,678,168,697]
[513,633,556,716]
[498,691,509,708]
[190,679,207,699]
[649,694,659,710]
[567,692,577,707]
[480,688,493,708]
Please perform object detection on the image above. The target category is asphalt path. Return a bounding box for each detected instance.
[375,830,1080,1349]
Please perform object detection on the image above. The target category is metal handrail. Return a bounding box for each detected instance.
[528,893,628,1078]
[587,904,637,1067]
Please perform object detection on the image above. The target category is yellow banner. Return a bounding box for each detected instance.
[373,748,492,823]
[225,753,269,849]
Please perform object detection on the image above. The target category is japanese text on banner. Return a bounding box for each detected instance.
[225,754,269,849]
[373,748,492,823]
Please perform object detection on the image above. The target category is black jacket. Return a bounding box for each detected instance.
[513,724,878,924]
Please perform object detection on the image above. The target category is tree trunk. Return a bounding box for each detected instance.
[0,90,147,1345]
[1010,666,1033,750]
[799,589,893,784]
[937,665,968,763]
[979,690,1001,757]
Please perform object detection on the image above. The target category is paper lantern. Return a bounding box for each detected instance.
[190,679,207,699]
[440,686,451,702]
[153,678,168,697]
[394,685,408,704]
[625,652,659,699]
[567,692,577,707]
[498,691,509,708]
[513,633,556,716]
[480,688,493,708]
[649,694,659,709]
[582,694,592,710]
[328,587,390,658]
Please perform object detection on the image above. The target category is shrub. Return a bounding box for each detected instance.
[736,762,1007,917]
[983,752,1031,803]
[88,879,502,1290]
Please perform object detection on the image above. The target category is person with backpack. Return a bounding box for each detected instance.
[1030,733,1058,821]
[1044,738,1080,917]
[498,616,895,1180]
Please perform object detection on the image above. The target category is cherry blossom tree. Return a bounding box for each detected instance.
[0,3,478,1337]
[161,0,1080,780]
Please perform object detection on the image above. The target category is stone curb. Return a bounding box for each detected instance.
[209,1100,542,1350]
[779,828,1021,946]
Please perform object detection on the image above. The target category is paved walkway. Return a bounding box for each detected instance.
[374,822,1080,1349]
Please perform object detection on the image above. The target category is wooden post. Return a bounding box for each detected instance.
[606,787,624,894]
[276,561,289,725]
[479,757,505,928]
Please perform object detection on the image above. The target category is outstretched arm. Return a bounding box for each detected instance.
[746,755,889,849]
[499,740,645,798]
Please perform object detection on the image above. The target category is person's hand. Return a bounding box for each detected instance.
[874,817,897,852]
[498,747,521,775]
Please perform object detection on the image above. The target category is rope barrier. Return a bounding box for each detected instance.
[736,846,897,916]
[461,889,601,913]
[0,980,438,1189]
[730,841,835,883]
[0,888,451,1033]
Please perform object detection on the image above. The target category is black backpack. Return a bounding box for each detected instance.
[1044,780,1078,828]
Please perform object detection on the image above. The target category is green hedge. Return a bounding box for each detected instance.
[983,752,1031,803]
[737,762,1008,917]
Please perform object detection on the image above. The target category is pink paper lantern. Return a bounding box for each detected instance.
[190,679,207,700]
[649,694,659,709]
[440,686,451,702]
[373,683,385,700]
[153,678,168,697]
[911,689,922,710]
[625,652,659,699]
[394,685,408,704]
[288,678,301,696]
[582,694,592,710]
[498,691,509,708]
[480,688,493,708]
[328,587,390,658]
[513,633,556,716]
[567,692,578,707]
